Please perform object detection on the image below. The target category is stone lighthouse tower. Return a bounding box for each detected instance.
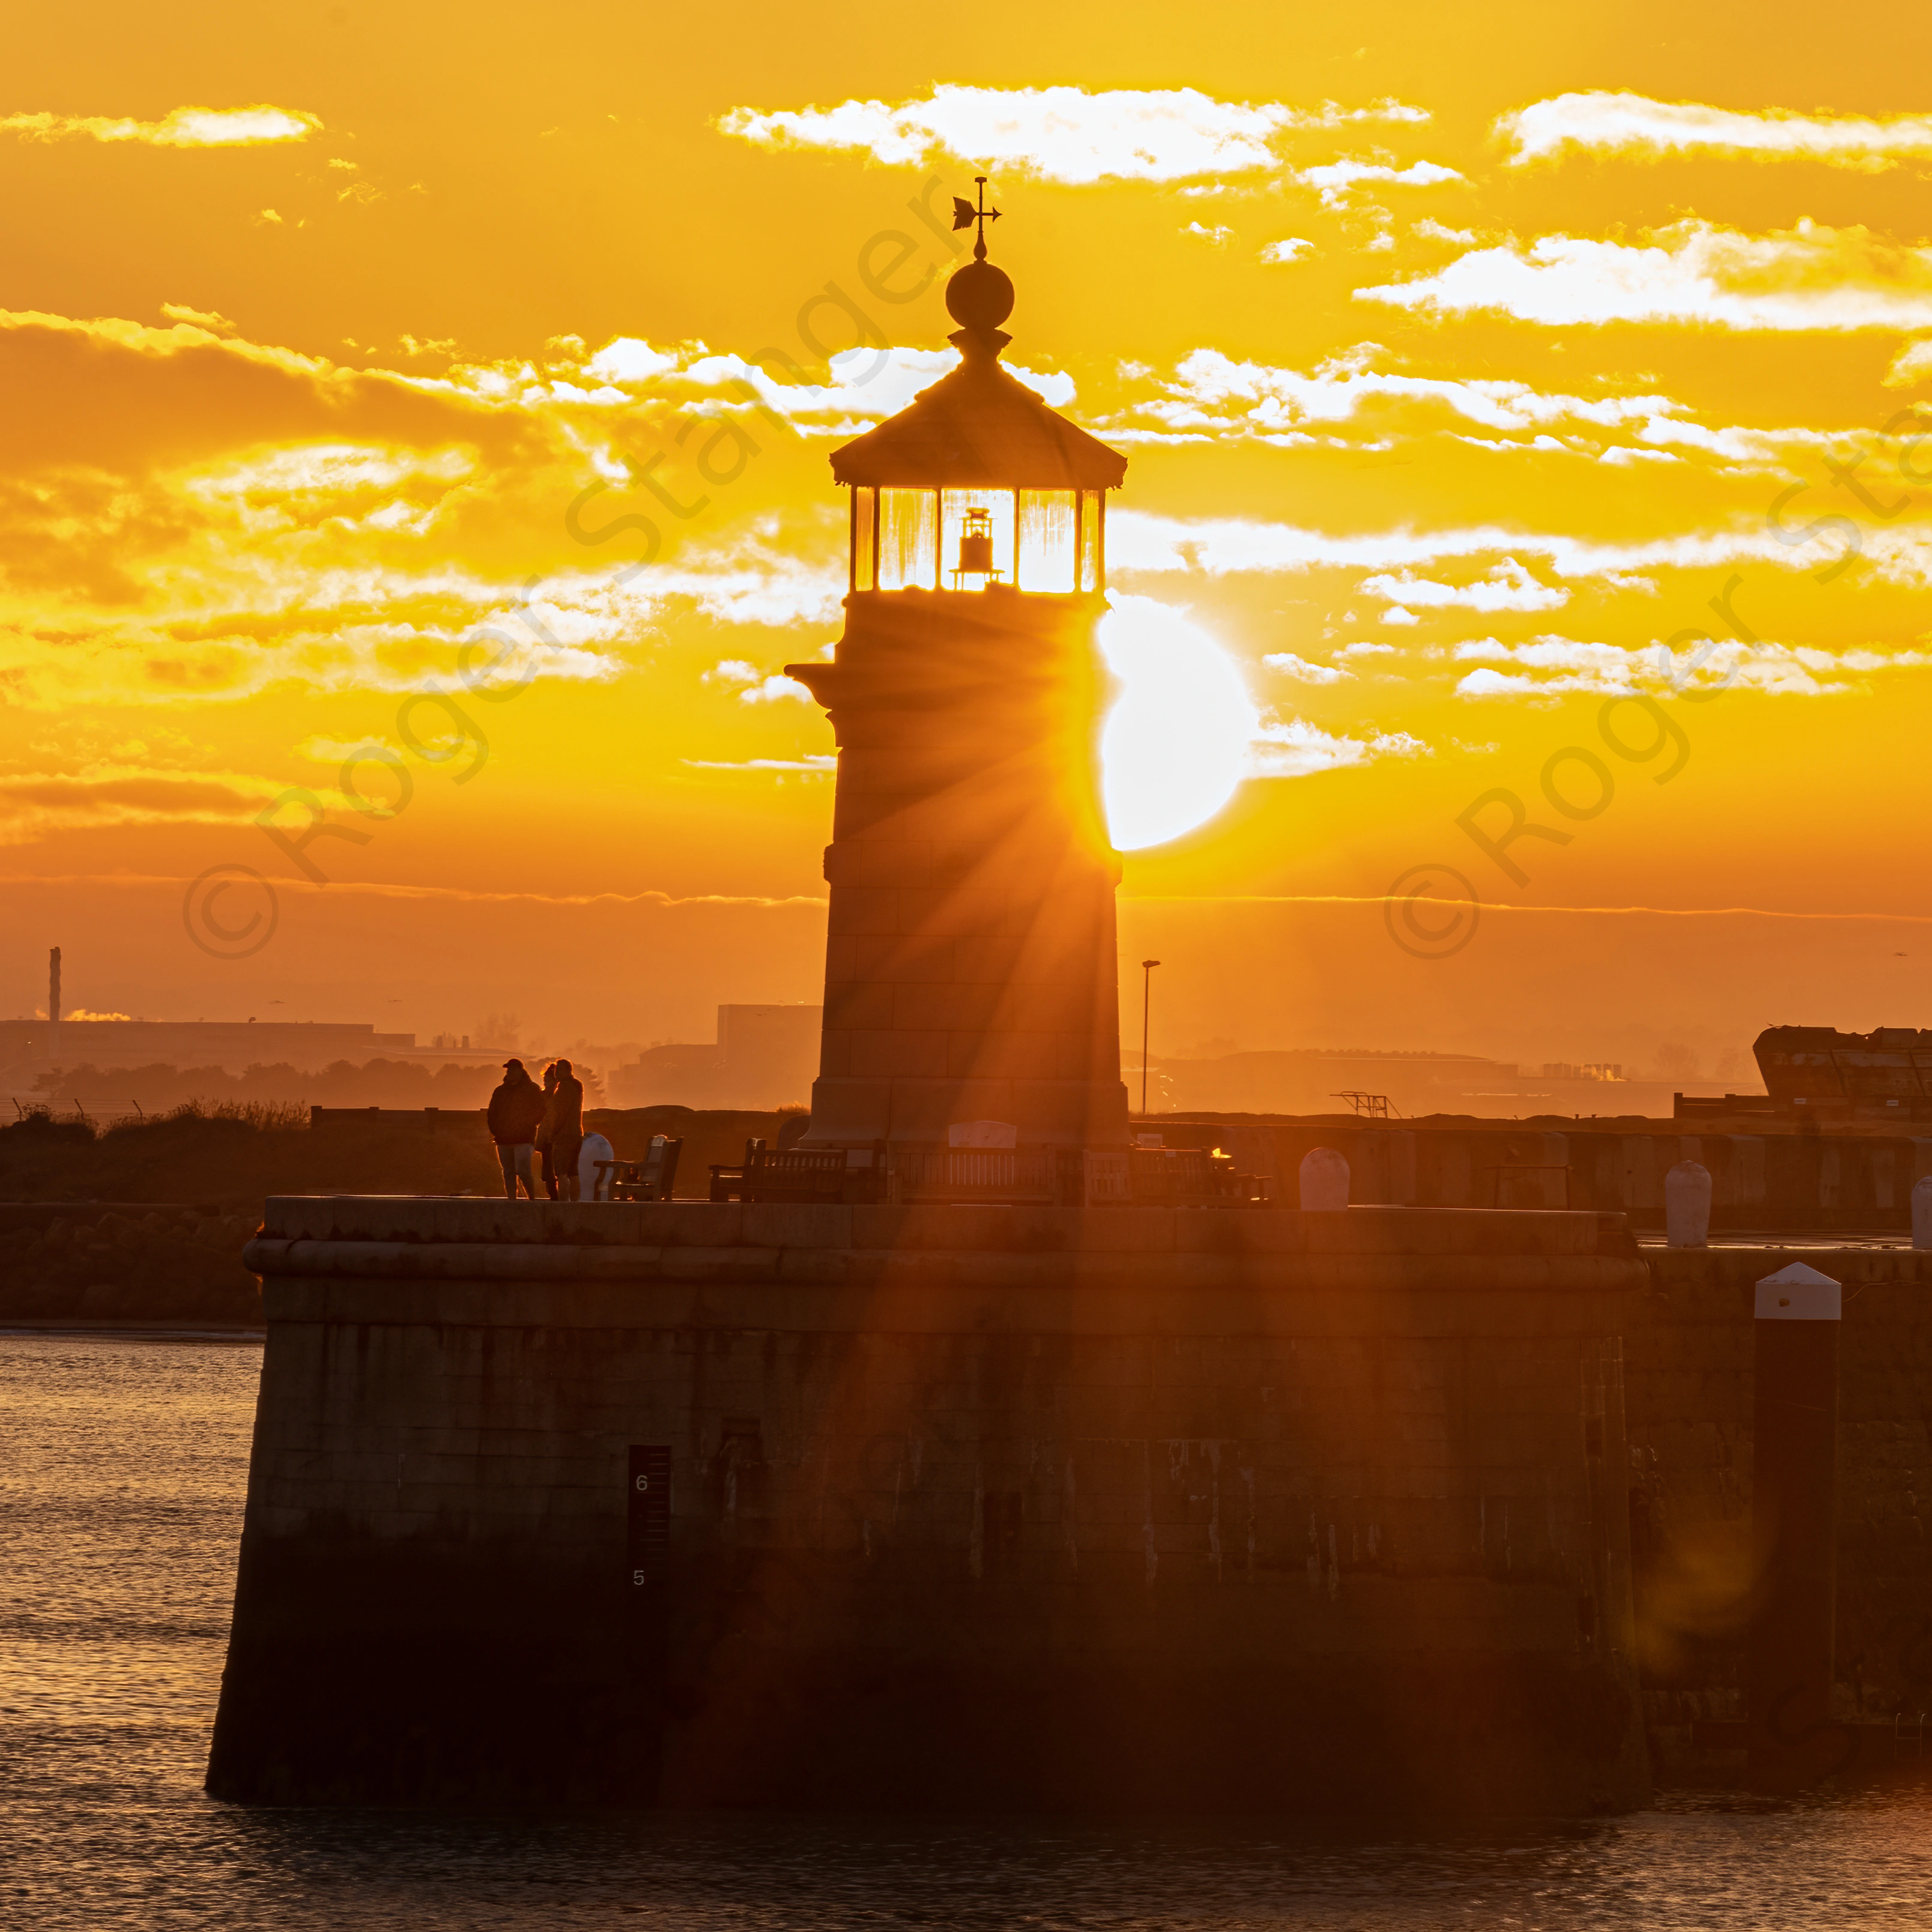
[787,194,1130,1154]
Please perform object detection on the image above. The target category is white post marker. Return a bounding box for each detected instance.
[1299,1147,1349,1212]
[1665,1160,1712,1249]
[1748,1258,1841,1785]
[1913,1173,1932,1251]
[1753,1259,1843,1321]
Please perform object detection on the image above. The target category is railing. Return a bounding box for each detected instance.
[707,1138,1264,1207]
[888,1148,1073,1204]
[1484,1164,1571,1210]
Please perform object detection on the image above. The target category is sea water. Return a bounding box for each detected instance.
[4,1331,1930,1930]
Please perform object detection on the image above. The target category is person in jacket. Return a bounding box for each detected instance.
[534,1061,560,1200]
[548,1058,586,1201]
[486,1058,547,1199]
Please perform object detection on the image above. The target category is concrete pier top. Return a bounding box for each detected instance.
[254,1196,1640,1259]
[244,1199,1644,1334]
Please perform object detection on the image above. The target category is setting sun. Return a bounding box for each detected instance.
[1098,596,1258,850]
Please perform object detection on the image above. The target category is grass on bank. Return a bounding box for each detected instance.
[0,1102,799,1211]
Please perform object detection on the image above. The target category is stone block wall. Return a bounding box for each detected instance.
[1622,1246,1932,1776]
[208,1200,1649,1815]
[798,590,1128,1149]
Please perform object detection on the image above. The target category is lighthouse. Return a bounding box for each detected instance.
[209,191,1650,1824]
[786,187,1131,1154]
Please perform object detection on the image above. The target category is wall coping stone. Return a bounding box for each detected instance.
[258,1196,1639,1260]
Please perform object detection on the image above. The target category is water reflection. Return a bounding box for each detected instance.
[4,1333,1928,1931]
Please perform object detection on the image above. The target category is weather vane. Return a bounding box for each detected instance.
[951,176,1001,261]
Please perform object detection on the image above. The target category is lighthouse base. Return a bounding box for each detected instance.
[209,1198,1650,1815]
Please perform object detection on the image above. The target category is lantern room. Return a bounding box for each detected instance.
[847,483,1106,593]
[830,242,1126,596]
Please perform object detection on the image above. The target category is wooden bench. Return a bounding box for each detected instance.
[593,1135,682,1202]
[702,1139,1262,1208]
[1128,1146,1261,1206]
[709,1139,885,1205]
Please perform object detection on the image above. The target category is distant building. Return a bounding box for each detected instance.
[608,1005,822,1110]
[0,1017,417,1080]
[1752,1025,1932,1121]
[1151,1047,1698,1121]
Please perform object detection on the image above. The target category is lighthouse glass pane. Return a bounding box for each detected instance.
[940,488,1015,588]
[851,486,876,591]
[877,488,937,590]
[1079,490,1105,592]
[1017,489,1077,592]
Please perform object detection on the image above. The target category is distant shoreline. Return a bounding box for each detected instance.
[2,1319,264,1343]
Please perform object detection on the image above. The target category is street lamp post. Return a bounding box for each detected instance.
[1139,958,1161,1118]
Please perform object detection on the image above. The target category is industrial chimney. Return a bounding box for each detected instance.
[49,946,61,1026]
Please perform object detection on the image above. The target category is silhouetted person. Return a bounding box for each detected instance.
[486,1058,546,1199]
[534,1061,562,1200]
[548,1058,586,1201]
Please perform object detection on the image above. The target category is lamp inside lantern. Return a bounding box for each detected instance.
[955,506,999,585]
[852,486,1107,594]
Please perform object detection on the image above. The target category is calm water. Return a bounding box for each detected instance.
[4,1333,1931,1930]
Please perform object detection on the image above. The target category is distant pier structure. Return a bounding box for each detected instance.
[205,207,1652,1817]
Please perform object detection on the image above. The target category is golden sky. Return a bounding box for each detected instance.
[7,2,1932,1074]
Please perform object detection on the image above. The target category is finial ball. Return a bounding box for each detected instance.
[945,259,1014,333]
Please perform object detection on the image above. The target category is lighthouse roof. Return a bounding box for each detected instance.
[829,348,1127,491]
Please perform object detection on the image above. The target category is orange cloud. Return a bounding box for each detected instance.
[0,762,283,840]
[1358,220,1932,332]
[721,84,1428,184]
[0,104,320,147]
[1501,92,1932,171]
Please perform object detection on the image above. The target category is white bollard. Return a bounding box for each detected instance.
[1913,1174,1932,1250]
[1299,1147,1350,1211]
[1665,1160,1712,1249]
[578,1131,615,1201]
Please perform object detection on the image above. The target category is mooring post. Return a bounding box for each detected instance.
[1747,1260,1842,1789]
[1664,1160,1711,1248]
[1298,1147,1349,1210]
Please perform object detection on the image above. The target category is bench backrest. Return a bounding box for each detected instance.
[638,1136,683,1196]
[744,1145,848,1180]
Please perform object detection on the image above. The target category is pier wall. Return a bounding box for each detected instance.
[208,1199,1650,1815]
[1167,1122,1932,1234]
[1620,1246,1932,1775]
